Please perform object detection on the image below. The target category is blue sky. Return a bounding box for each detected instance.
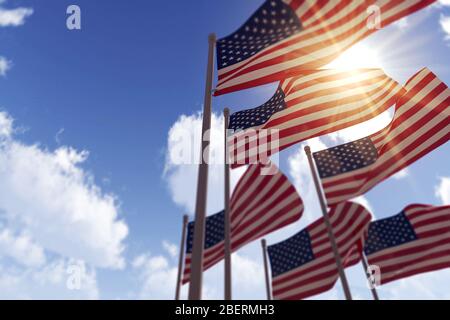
[0,0,449,299]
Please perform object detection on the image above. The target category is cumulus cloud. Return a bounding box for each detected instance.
[391,168,409,180]
[162,240,178,258]
[164,111,246,216]
[393,17,409,30]
[132,252,181,300]
[0,111,128,269]
[132,244,265,300]
[0,111,13,137]
[379,269,450,299]
[440,14,450,40]
[0,56,11,76]
[0,3,33,27]
[0,229,46,267]
[438,0,450,7]
[435,177,450,204]
[0,2,33,77]
[0,259,98,299]
[435,1,450,40]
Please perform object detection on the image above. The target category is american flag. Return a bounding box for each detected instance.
[313,68,450,206]
[228,69,404,168]
[182,163,304,284]
[267,201,371,300]
[215,0,435,96]
[364,204,450,285]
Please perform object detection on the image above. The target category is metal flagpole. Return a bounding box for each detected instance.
[261,239,272,300]
[175,214,189,300]
[304,146,353,300]
[361,253,380,300]
[223,108,232,300]
[188,33,216,300]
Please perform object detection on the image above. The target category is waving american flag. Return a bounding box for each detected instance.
[182,163,303,284]
[267,201,371,300]
[228,68,404,168]
[313,68,450,206]
[364,204,450,285]
[215,0,435,95]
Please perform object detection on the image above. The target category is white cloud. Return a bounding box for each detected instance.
[0,259,99,299]
[394,17,409,30]
[164,111,246,216]
[0,5,33,27]
[440,14,450,40]
[0,56,11,76]
[435,177,450,204]
[0,111,128,269]
[231,253,265,298]
[132,252,182,300]
[0,2,33,76]
[392,168,409,180]
[0,229,46,267]
[379,269,450,299]
[132,246,265,300]
[0,111,13,137]
[438,0,450,7]
[162,240,178,258]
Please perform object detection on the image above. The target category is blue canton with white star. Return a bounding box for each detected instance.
[267,229,315,277]
[186,211,225,254]
[217,0,302,70]
[364,211,418,256]
[313,137,378,179]
[228,86,286,132]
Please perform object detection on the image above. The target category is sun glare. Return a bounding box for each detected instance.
[326,44,383,70]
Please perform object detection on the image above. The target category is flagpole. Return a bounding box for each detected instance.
[188,33,216,300]
[261,239,272,300]
[304,146,353,300]
[361,254,380,300]
[223,107,232,300]
[175,214,189,300]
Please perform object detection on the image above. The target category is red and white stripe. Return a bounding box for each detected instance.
[182,163,304,284]
[272,201,371,300]
[215,0,435,96]
[320,68,450,206]
[229,68,404,168]
[367,204,450,285]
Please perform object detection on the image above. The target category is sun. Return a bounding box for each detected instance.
[326,44,383,70]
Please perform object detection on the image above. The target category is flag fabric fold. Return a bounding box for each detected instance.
[267,201,371,300]
[228,68,404,168]
[214,0,435,96]
[363,204,450,285]
[182,163,304,284]
[313,68,450,206]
